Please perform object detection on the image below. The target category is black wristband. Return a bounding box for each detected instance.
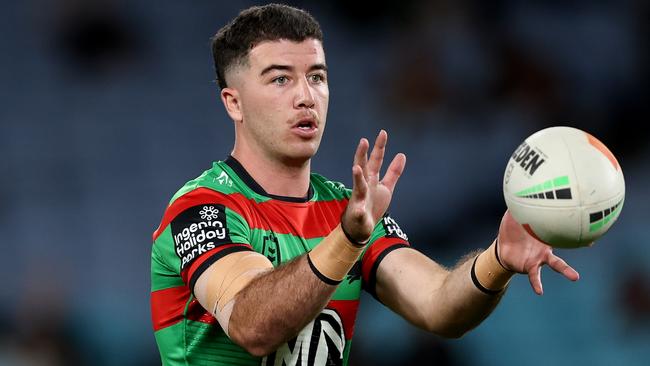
[470,256,504,295]
[306,254,342,286]
[340,216,369,247]
[494,238,514,272]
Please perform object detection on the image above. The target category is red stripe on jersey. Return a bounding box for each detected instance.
[181,243,252,284]
[186,298,218,325]
[151,286,190,331]
[254,199,348,239]
[153,188,254,241]
[182,299,361,337]
[327,300,360,340]
[361,237,409,283]
[153,187,349,241]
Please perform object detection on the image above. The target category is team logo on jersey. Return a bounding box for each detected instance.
[262,232,281,265]
[262,309,345,366]
[171,204,231,270]
[382,215,408,241]
[324,180,347,193]
[214,171,233,187]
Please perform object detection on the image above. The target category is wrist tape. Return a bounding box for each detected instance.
[307,225,366,285]
[471,240,514,294]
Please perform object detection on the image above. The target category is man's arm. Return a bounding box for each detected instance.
[194,224,363,357]
[194,131,406,356]
[374,211,580,338]
[374,246,506,338]
[195,252,336,357]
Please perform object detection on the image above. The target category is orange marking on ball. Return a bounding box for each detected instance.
[586,133,619,170]
[523,224,552,246]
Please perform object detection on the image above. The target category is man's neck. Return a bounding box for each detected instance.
[231,150,312,199]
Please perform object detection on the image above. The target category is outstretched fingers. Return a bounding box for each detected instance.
[527,252,580,296]
[367,130,387,182]
[347,164,370,233]
[528,265,544,296]
[350,164,368,203]
[353,138,369,178]
[381,153,406,193]
[546,253,580,281]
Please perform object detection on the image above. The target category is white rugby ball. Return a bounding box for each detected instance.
[503,126,625,248]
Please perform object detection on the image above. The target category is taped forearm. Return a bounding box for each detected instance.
[194,252,274,335]
[195,224,364,342]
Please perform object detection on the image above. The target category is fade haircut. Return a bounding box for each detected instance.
[211,3,323,89]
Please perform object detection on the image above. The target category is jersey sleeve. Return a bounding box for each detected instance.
[360,213,411,299]
[152,187,254,292]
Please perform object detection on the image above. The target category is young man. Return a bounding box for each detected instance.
[150,4,579,365]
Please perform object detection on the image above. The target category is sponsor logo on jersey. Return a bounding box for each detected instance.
[382,215,408,241]
[511,141,546,177]
[171,204,231,270]
[262,309,345,366]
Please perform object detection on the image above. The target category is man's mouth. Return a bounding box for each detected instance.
[296,120,315,130]
[291,114,319,130]
[290,116,319,138]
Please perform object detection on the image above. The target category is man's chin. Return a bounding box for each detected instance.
[281,145,320,166]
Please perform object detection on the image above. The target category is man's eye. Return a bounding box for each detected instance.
[310,74,325,83]
[273,76,288,85]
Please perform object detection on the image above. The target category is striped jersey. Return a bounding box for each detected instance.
[151,156,410,365]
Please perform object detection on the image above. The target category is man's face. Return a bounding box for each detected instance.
[227,38,329,165]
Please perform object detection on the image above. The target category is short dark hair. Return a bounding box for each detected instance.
[211,3,323,89]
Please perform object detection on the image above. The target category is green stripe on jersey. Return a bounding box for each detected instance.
[311,174,352,201]
[154,322,186,366]
[151,226,183,292]
[185,320,259,365]
[151,249,184,291]
[343,340,352,366]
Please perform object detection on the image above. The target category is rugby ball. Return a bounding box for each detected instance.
[503,126,625,248]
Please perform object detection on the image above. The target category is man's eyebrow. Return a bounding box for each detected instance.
[309,63,328,73]
[259,63,328,76]
[260,64,293,76]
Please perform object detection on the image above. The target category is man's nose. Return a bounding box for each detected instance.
[294,77,315,109]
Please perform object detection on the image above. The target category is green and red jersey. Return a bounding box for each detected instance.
[151,156,410,365]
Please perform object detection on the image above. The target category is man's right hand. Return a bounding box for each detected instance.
[341,130,406,243]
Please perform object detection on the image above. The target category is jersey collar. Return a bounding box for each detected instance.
[224,156,314,203]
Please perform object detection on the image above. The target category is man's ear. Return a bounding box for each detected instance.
[221,87,242,123]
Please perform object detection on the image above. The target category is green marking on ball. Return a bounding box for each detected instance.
[516,175,570,197]
[553,176,569,187]
[589,200,624,232]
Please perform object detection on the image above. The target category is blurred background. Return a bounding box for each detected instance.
[1,0,648,365]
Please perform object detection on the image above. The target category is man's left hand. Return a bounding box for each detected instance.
[497,211,581,295]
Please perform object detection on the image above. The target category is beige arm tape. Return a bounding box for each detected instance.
[474,240,514,291]
[308,224,365,282]
[194,251,273,336]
